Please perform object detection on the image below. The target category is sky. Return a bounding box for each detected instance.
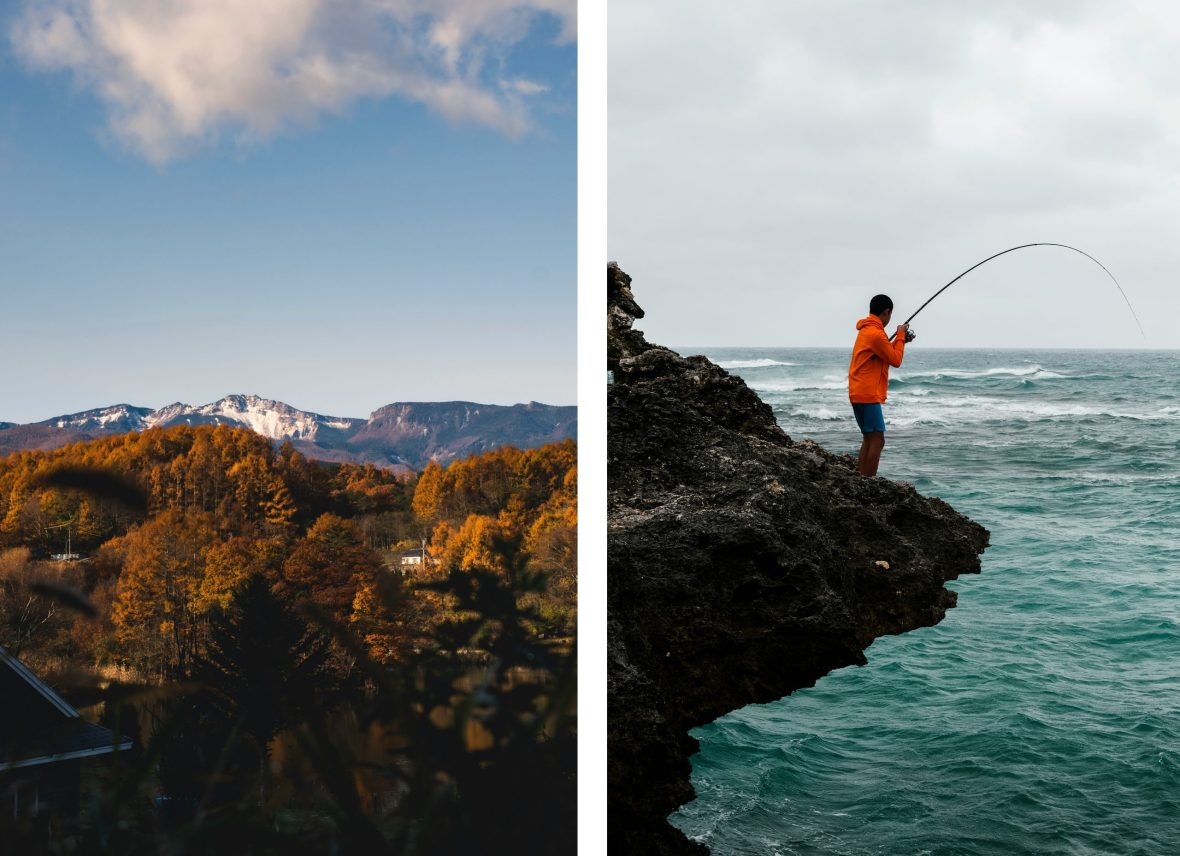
[609,1,1180,350]
[0,0,576,424]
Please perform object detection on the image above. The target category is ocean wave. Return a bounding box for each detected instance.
[760,386,1176,427]
[715,358,797,369]
[788,407,845,421]
[751,380,846,393]
[896,365,1068,382]
[888,396,1173,423]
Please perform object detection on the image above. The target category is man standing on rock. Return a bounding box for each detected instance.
[849,294,912,477]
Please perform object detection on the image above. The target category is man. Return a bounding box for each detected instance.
[848,294,912,477]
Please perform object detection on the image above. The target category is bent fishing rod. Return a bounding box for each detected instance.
[888,243,1146,342]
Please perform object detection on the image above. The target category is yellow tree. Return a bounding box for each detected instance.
[196,536,278,614]
[228,454,273,528]
[431,514,509,576]
[411,460,448,523]
[112,509,218,676]
[263,478,298,535]
[350,575,415,664]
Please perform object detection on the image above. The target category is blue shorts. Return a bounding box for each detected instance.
[851,402,886,434]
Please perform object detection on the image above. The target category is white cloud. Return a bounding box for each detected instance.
[609,2,1180,348]
[504,77,548,96]
[9,0,575,163]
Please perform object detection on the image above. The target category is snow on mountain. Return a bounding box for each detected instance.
[143,395,360,441]
[5,395,576,470]
[44,404,155,434]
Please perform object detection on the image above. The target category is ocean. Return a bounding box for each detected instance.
[667,348,1180,855]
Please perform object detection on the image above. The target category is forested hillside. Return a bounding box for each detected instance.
[0,426,576,852]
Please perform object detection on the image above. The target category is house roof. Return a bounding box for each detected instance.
[0,646,133,770]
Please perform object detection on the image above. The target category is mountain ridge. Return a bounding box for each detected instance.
[0,395,576,471]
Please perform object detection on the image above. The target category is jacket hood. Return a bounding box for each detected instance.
[856,315,885,331]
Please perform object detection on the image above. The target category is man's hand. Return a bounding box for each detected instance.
[896,323,909,338]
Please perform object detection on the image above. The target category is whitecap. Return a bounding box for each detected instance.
[789,407,844,421]
[751,381,846,393]
[897,365,1068,381]
[887,395,1166,423]
[715,358,797,369]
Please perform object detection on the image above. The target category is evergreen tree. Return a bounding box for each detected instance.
[193,573,341,803]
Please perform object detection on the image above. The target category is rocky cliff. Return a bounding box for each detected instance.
[607,263,989,854]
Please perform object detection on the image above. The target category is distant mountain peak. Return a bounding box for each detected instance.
[137,394,360,442]
[3,396,575,470]
[43,404,155,433]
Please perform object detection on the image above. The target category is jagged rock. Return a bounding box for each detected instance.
[607,263,989,854]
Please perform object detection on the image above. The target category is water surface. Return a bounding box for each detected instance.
[669,348,1180,856]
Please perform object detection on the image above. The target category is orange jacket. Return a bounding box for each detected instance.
[848,315,905,403]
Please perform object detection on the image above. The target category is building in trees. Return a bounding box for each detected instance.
[0,646,132,822]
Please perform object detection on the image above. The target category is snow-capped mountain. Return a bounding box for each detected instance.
[140,395,361,441]
[1,395,576,470]
[44,396,360,442]
[48,404,155,434]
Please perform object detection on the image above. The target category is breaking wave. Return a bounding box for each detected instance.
[715,358,797,369]
[787,407,844,421]
[896,365,1067,382]
[750,380,846,393]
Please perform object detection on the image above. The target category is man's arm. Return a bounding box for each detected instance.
[868,325,906,367]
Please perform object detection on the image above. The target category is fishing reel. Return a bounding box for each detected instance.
[904,327,917,343]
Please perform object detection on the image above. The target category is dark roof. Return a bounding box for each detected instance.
[0,646,132,770]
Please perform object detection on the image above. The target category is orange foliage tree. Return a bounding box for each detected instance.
[111,509,219,676]
[282,514,384,617]
[408,440,577,642]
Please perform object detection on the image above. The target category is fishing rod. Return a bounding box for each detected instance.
[889,243,1146,342]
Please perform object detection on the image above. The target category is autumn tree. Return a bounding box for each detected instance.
[262,479,298,534]
[411,440,576,528]
[410,441,578,635]
[0,548,64,657]
[430,514,511,577]
[281,514,383,617]
[112,509,219,676]
[196,536,280,614]
[350,573,417,664]
[411,460,447,524]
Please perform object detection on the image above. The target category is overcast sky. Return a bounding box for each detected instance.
[610,1,1180,350]
[1,0,574,424]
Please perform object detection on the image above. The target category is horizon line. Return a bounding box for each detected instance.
[3,395,577,427]
[671,344,1177,353]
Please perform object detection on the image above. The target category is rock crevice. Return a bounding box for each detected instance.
[607,263,989,854]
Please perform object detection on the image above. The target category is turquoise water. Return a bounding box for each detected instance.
[669,348,1180,856]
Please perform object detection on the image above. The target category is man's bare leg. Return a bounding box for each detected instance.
[857,434,871,475]
[863,431,885,477]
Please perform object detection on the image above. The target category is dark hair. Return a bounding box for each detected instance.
[869,294,893,316]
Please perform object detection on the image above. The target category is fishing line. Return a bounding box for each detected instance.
[889,243,1146,342]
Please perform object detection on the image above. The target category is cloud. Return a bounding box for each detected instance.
[9,0,575,163]
[609,2,1180,348]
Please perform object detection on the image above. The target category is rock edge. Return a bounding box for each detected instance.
[607,262,989,854]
